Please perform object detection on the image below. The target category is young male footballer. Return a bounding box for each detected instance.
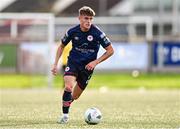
[51,6,114,124]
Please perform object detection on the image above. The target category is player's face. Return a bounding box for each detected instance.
[79,15,93,32]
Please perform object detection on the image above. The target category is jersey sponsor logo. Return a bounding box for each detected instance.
[74,36,79,40]
[103,37,110,44]
[86,74,92,84]
[87,35,93,41]
[65,66,70,72]
[75,47,95,53]
[62,37,66,42]
[62,33,68,42]
[100,33,106,39]
[65,31,69,37]
[79,43,88,48]
[86,80,89,84]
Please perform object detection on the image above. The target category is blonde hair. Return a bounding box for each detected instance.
[79,6,95,16]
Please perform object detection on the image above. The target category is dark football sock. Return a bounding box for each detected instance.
[62,90,72,114]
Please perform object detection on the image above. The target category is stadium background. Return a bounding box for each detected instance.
[0,0,180,88]
[0,1,180,128]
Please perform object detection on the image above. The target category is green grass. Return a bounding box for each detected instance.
[0,74,47,88]
[0,44,17,67]
[0,89,180,129]
[90,72,180,89]
[0,73,180,89]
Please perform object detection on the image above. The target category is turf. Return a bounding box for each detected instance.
[90,73,180,89]
[0,73,180,89]
[0,89,180,129]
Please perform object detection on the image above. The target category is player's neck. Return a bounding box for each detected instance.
[80,25,90,32]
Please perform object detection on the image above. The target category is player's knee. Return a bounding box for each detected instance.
[64,85,73,92]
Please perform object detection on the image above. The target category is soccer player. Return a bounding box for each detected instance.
[51,6,114,124]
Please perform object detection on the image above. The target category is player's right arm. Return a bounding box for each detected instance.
[51,28,73,75]
[51,43,65,75]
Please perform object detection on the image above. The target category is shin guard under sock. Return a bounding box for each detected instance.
[62,90,72,114]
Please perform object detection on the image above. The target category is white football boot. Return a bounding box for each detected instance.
[57,115,69,124]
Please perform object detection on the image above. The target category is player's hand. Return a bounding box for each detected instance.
[51,64,58,76]
[85,60,98,71]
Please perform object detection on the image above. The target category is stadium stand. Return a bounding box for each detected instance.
[2,0,56,12]
[57,0,121,16]
[0,0,179,41]
[1,0,122,16]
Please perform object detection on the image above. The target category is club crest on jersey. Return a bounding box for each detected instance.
[65,67,70,72]
[87,35,93,41]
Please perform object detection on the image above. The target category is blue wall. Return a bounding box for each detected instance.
[153,41,180,66]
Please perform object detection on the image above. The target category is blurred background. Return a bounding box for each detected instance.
[0,0,180,89]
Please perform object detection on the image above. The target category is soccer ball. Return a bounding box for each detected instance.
[84,107,102,124]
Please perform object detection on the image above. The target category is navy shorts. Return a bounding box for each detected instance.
[64,60,93,90]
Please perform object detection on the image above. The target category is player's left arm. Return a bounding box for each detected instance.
[85,44,114,71]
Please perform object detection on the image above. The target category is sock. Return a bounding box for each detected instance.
[62,90,72,114]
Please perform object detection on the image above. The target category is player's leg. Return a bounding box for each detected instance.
[58,75,77,124]
[58,59,79,124]
[61,65,66,88]
[72,83,83,100]
[63,75,76,113]
[72,69,93,100]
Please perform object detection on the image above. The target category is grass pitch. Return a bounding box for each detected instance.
[0,89,180,129]
[1,73,180,89]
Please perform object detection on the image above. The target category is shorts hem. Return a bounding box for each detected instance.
[77,82,86,90]
[64,72,77,77]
